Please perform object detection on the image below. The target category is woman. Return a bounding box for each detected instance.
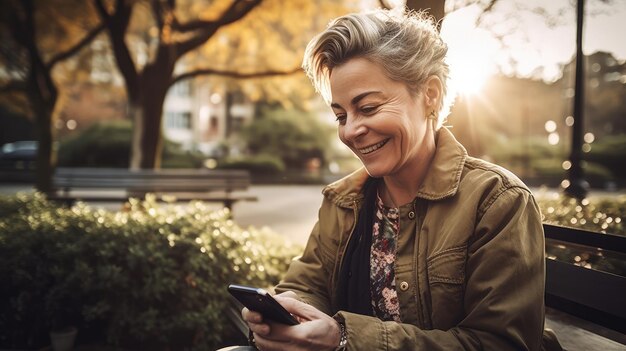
[240,9,561,351]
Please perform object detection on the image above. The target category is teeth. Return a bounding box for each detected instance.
[359,139,388,154]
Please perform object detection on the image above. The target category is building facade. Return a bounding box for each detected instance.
[163,80,254,157]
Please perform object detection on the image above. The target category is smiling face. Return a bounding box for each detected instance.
[330,57,435,180]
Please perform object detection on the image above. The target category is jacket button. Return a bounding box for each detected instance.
[408,211,415,220]
[399,281,409,291]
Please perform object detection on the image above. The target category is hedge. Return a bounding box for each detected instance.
[0,194,302,350]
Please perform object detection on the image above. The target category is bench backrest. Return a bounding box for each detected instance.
[544,224,626,333]
[52,167,251,193]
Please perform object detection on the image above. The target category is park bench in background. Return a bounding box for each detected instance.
[48,167,257,212]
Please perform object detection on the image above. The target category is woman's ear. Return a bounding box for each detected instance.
[424,76,442,109]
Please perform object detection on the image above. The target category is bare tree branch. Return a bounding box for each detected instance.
[172,19,220,32]
[216,0,263,26]
[47,22,105,69]
[482,0,498,13]
[176,0,262,58]
[94,0,139,97]
[93,0,111,20]
[170,66,301,87]
[475,0,499,26]
[150,0,165,32]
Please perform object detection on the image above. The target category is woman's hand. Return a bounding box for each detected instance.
[242,291,341,351]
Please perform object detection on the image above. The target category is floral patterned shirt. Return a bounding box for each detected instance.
[370,193,402,322]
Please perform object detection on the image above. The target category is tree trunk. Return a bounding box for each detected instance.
[18,0,58,193]
[138,83,167,169]
[29,64,57,192]
[33,105,55,193]
[134,48,176,169]
[128,102,144,170]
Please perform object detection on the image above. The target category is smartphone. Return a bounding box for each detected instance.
[228,284,300,325]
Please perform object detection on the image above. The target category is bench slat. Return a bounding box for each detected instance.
[48,167,257,210]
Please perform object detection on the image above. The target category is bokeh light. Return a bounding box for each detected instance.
[548,132,560,145]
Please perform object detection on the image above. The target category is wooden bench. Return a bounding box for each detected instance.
[544,223,626,346]
[47,167,258,212]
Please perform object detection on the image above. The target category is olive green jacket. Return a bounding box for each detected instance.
[275,128,548,350]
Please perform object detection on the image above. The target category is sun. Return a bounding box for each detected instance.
[447,50,493,96]
[440,6,499,97]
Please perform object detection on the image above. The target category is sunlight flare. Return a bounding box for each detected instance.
[441,6,500,97]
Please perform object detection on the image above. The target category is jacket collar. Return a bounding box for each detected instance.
[323,127,467,208]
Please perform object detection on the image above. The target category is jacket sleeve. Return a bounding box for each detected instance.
[274,201,336,316]
[335,187,546,351]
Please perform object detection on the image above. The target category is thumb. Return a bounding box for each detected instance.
[274,296,326,320]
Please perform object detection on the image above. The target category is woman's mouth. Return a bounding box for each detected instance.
[358,139,390,155]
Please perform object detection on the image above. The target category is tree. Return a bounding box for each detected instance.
[93,0,351,170]
[0,0,103,191]
[241,106,334,169]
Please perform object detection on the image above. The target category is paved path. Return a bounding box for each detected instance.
[232,185,323,245]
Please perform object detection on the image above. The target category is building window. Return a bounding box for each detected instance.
[165,111,192,129]
[170,81,192,97]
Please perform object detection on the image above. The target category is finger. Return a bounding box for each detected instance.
[254,332,300,351]
[274,296,326,320]
[242,307,263,323]
[249,320,299,341]
[247,321,271,336]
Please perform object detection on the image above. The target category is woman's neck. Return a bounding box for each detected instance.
[380,133,437,207]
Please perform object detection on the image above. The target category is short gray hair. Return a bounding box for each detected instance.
[302,9,452,128]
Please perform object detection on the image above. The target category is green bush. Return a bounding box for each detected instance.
[585,134,626,178]
[536,191,625,236]
[486,136,619,187]
[240,107,333,169]
[0,193,302,350]
[536,192,626,276]
[57,121,205,168]
[531,158,614,186]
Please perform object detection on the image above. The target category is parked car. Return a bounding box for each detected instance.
[0,141,38,182]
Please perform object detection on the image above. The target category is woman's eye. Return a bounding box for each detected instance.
[361,105,378,114]
[335,114,347,125]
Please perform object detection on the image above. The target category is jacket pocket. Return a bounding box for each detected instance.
[319,239,336,271]
[426,245,467,330]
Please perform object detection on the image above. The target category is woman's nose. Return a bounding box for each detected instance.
[343,116,367,141]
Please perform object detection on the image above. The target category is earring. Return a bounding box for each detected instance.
[428,111,437,120]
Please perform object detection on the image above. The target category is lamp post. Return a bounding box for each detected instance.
[564,0,589,199]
